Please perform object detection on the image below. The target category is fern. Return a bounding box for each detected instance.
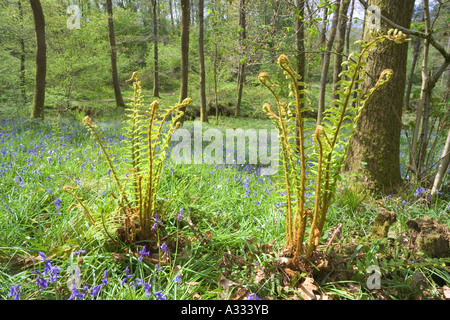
[64,72,191,244]
[259,29,410,261]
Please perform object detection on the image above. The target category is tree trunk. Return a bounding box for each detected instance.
[345,0,415,193]
[29,0,46,119]
[332,0,351,102]
[404,37,421,111]
[317,0,341,125]
[19,0,26,106]
[431,129,450,196]
[179,0,190,123]
[345,0,355,56]
[106,0,125,108]
[198,0,208,122]
[235,0,246,117]
[152,0,160,98]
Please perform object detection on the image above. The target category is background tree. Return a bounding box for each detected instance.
[29,0,46,119]
[345,0,415,192]
[179,0,190,123]
[316,0,340,125]
[106,0,125,108]
[152,0,160,98]
[198,0,208,122]
[235,0,246,117]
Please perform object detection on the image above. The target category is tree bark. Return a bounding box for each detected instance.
[152,0,160,97]
[29,0,46,119]
[198,0,208,122]
[344,0,415,193]
[431,129,450,196]
[235,0,246,117]
[332,0,351,102]
[404,37,421,111]
[317,0,341,125]
[179,0,190,123]
[106,0,125,108]
[19,0,26,106]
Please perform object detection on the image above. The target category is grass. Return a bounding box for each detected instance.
[0,112,449,301]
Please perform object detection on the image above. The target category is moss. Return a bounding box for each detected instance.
[370,208,397,239]
[406,217,450,258]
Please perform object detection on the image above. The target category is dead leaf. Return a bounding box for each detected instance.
[255,266,266,284]
[443,286,450,300]
[298,277,318,300]
[185,281,201,286]
[219,275,240,291]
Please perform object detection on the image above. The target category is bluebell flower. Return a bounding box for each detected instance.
[68,281,85,300]
[154,290,167,300]
[152,214,163,229]
[121,266,135,285]
[90,285,102,297]
[177,208,185,220]
[143,283,152,297]
[74,248,85,255]
[102,269,108,286]
[174,274,182,285]
[414,187,426,197]
[8,285,20,300]
[54,198,62,215]
[247,293,261,300]
[161,243,168,254]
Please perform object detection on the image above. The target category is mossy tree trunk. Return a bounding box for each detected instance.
[344,0,415,193]
[29,0,46,119]
[235,0,246,117]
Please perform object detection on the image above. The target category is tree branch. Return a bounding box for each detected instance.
[358,0,450,61]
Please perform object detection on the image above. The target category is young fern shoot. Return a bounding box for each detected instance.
[259,29,409,261]
[64,72,191,244]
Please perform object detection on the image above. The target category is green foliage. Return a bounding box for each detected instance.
[259,29,410,260]
[64,72,191,244]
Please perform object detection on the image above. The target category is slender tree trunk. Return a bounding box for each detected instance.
[152,0,160,97]
[29,0,46,119]
[332,0,351,102]
[345,0,415,193]
[404,37,421,111]
[235,0,246,117]
[106,0,125,108]
[410,0,430,177]
[198,0,208,122]
[319,1,329,63]
[431,129,450,196]
[169,0,175,29]
[317,0,341,125]
[345,0,355,56]
[179,0,190,123]
[19,0,26,106]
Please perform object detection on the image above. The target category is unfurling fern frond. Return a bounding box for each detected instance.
[64,72,191,244]
[259,30,410,261]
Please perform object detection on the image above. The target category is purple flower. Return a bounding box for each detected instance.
[68,281,85,300]
[121,266,135,285]
[8,285,20,300]
[102,269,108,286]
[54,198,62,215]
[152,214,163,229]
[177,208,185,220]
[143,283,152,297]
[154,290,167,300]
[139,245,150,256]
[414,187,426,197]
[174,274,181,285]
[74,248,85,255]
[36,276,49,290]
[247,293,261,300]
[90,285,102,297]
[160,243,168,254]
